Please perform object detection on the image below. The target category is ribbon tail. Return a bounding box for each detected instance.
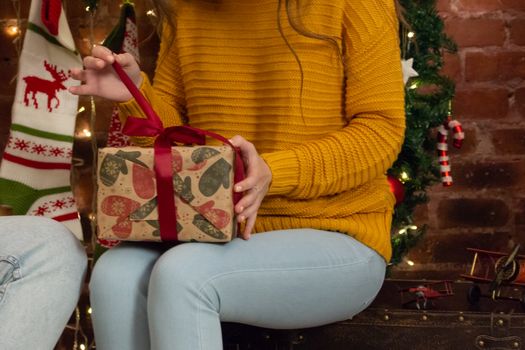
[154,135,179,241]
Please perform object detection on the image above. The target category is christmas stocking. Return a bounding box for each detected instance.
[95,1,140,249]
[104,1,140,149]
[0,0,83,239]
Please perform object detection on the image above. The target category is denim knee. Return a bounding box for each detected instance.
[149,244,220,304]
[89,245,160,301]
[1,216,87,280]
[28,216,87,276]
[0,216,86,309]
[89,250,127,298]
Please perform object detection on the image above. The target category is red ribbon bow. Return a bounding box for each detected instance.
[113,61,244,241]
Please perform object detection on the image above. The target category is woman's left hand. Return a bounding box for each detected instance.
[229,135,272,240]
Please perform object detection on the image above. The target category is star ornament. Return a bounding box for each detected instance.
[401,58,419,85]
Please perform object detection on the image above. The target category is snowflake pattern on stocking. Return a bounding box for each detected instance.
[13,138,31,151]
[7,135,72,161]
[31,143,48,155]
[123,18,139,63]
[32,195,76,216]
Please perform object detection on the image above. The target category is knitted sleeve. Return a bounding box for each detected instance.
[118,23,185,147]
[261,0,405,199]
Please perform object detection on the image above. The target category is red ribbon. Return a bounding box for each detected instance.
[113,61,244,241]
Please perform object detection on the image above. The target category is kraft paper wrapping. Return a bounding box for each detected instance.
[97,145,236,242]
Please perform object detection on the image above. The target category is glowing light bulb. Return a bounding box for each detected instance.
[147,9,157,17]
[82,129,92,138]
[80,344,86,350]
[77,106,86,114]
[407,32,415,38]
[406,260,415,266]
[85,6,90,12]
[409,225,418,230]
[409,82,419,90]
[398,228,407,235]
[6,25,19,36]
[400,171,410,182]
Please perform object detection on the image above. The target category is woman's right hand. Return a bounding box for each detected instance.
[69,45,142,102]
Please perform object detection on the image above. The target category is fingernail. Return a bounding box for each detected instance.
[239,215,245,223]
[235,185,242,192]
[238,206,244,213]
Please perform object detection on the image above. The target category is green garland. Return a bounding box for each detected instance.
[389,0,457,265]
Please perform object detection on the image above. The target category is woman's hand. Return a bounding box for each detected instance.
[229,135,272,240]
[69,45,142,102]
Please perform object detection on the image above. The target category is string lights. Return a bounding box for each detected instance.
[399,171,410,183]
[4,19,20,36]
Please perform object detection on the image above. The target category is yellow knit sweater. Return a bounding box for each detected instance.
[119,0,405,262]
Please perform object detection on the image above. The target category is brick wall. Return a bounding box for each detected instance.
[0,1,524,281]
[391,0,525,279]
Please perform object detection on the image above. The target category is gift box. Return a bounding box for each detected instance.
[97,144,238,242]
[95,61,244,243]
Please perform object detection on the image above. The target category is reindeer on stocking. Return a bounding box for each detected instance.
[23,60,71,112]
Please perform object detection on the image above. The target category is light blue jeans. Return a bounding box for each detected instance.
[90,229,385,350]
[0,216,87,350]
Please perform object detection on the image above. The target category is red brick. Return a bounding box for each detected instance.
[456,0,504,12]
[445,18,505,47]
[453,88,509,119]
[501,0,525,11]
[517,87,525,115]
[451,160,525,190]
[438,198,510,228]
[440,51,461,80]
[465,51,525,82]
[491,129,525,154]
[436,0,451,13]
[510,19,525,46]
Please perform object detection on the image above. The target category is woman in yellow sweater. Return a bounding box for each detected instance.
[71,0,405,348]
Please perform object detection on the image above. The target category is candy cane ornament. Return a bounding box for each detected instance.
[437,115,464,186]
